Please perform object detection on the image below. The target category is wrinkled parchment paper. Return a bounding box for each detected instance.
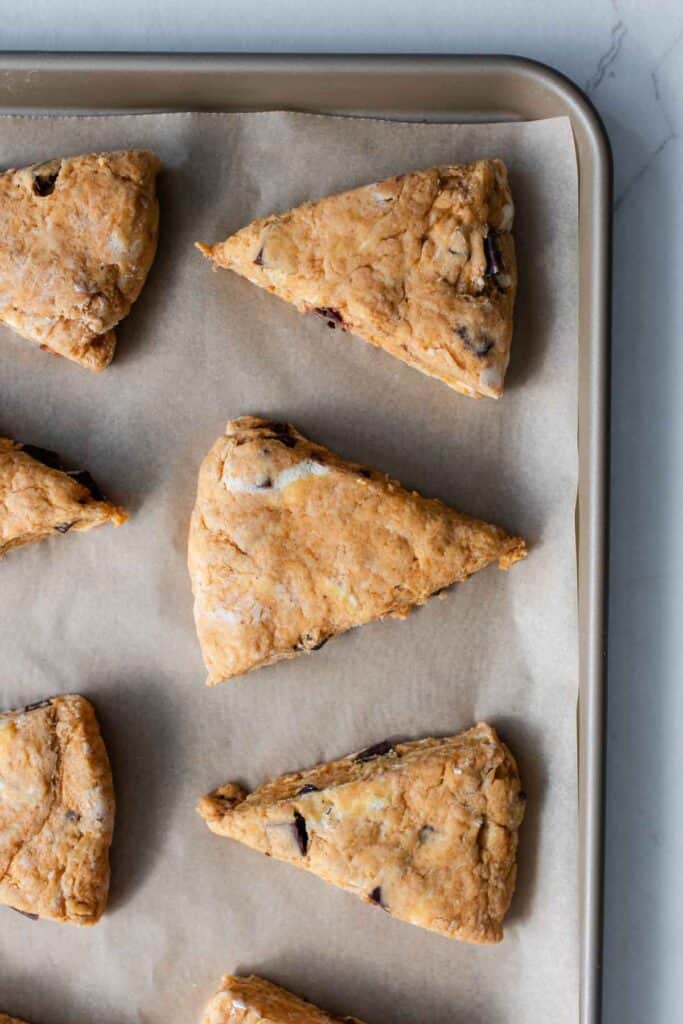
[0,112,578,1024]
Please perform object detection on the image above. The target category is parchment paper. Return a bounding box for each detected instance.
[0,112,578,1024]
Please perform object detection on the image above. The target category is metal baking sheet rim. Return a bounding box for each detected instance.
[0,52,612,1024]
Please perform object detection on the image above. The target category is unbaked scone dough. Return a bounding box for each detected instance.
[199,723,525,944]
[0,437,127,559]
[188,416,526,684]
[203,975,365,1024]
[0,149,160,370]
[0,694,115,925]
[198,161,516,399]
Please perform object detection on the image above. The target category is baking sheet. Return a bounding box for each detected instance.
[0,111,578,1024]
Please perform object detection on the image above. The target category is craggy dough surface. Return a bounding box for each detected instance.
[199,160,516,399]
[199,723,525,944]
[0,694,115,925]
[202,975,364,1024]
[188,417,526,684]
[0,149,159,370]
[0,436,127,558]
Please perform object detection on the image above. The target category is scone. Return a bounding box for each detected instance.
[203,975,365,1024]
[0,437,127,558]
[0,149,160,370]
[199,723,525,944]
[197,161,516,399]
[0,694,115,925]
[0,1016,28,1024]
[188,416,526,684]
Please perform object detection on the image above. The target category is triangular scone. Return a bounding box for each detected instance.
[203,975,365,1024]
[199,723,526,944]
[188,416,526,684]
[0,149,160,370]
[0,694,115,925]
[197,160,516,399]
[0,437,127,558]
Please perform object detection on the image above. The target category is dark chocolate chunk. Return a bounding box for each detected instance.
[68,469,106,502]
[268,421,293,436]
[474,336,494,358]
[484,230,503,277]
[22,698,52,712]
[518,790,527,802]
[65,810,81,822]
[32,167,60,197]
[358,469,372,479]
[418,825,435,842]
[313,306,344,329]
[54,521,76,534]
[21,444,63,471]
[354,740,394,763]
[293,811,309,855]
[277,434,297,449]
[256,477,273,490]
[455,324,494,359]
[296,632,328,652]
[369,886,389,911]
[296,784,320,796]
[267,422,298,449]
[12,908,39,920]
[254,246,264,266]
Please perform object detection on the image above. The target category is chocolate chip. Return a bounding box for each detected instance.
[11,908,39,920]
[32,168,60,197]
[297,784,320,796]
[418,825,435,842]
[256,477,273,490]
[484,230,503,277]
[296,632,328,652]
[65,810,81,822]
[455,324,494,358]
[368,886,389,911]
[22,698,52,712]
[21,444,63,470]
[68,469,106,502]
[293,811,309,855]
[354,740,394,763]
[313,306,344,329]
[358,469,372,479]
[474,336,494,358]
[265,423,298,449]
[254,247,264,266]
[54,522,76,534]
[518,790,527,802]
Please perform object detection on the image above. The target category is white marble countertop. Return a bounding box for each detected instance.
[4,1,683,1020]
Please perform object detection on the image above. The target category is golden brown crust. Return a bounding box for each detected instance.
[0,436,127,559]
[199,723,525,944]
[198,160,516,399]
[202,975,365,1024]
[0,694,115,925]
[0,1016,28,1024]
[0,149,160,370]
[188,416,526,684]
